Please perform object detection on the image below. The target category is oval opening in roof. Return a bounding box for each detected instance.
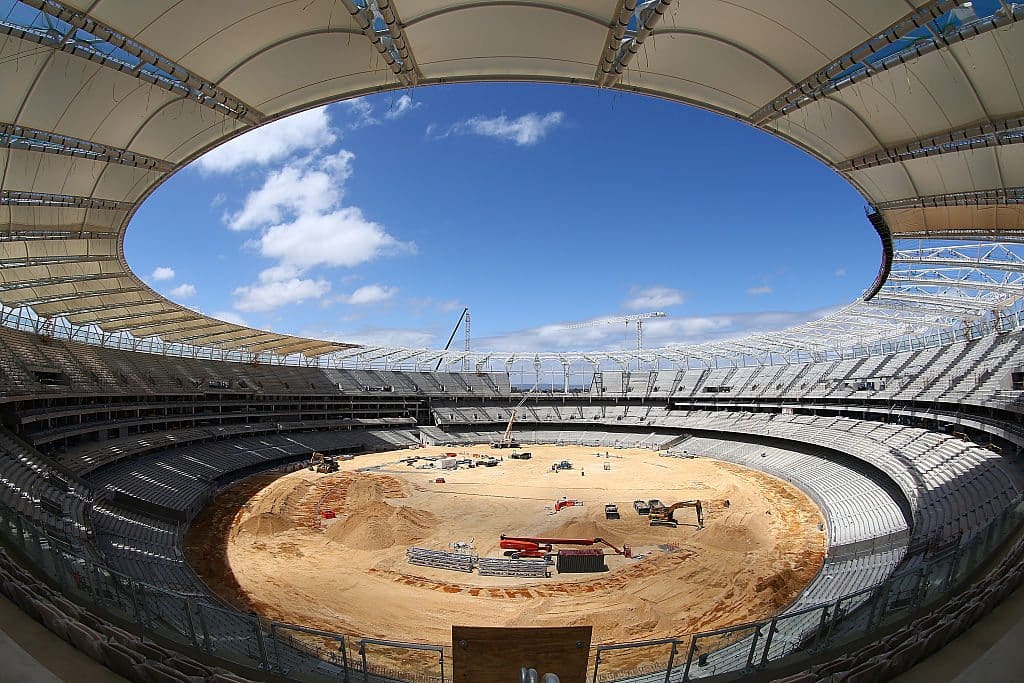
[125,83,876,355]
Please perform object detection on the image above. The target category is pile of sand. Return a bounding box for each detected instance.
[326,501,436,550]
[235,512,295,539]
[583,604,661,634]
[347,477,386,506]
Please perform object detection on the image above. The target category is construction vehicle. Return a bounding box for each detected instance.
[550,460,573,472]
[648,498,664,510]
[649,500,704,529]
[509,451,532,460]
[604,504,620,519]
[491,382,538,448]
[499,535,631,559]
[308,452,339,473]
[499,538,552,558]
[634,500,651,515]
[554,498,583,512]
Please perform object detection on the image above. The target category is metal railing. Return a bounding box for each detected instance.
[4,302,1024,373]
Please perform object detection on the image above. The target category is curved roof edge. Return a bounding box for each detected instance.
[864,210,894,302]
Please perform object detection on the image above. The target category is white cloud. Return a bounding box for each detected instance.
[150,266,175,281]
[227,150,353,231]
[436,112,565,146]
[473,307,837,353]
[257,207,414,270]
[437,299,463,313]
[225,146,414,312]
[835,267,847,277]
[624,286,686,309]
[746,285,773,295]
[233,275,331,312]
[385,94,420,120]
[169,283,197,298]
[344,284,398,305]
[194,107,336,174]
[213,310,248,326]
[343,97,378,129]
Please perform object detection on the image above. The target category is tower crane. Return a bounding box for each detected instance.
[562,311,667,356]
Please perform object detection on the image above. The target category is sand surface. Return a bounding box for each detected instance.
[186,444,826,676]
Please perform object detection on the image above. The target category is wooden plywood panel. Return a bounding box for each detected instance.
[452,625,591,683]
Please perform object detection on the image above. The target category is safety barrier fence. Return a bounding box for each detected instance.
[0,494,1022,683]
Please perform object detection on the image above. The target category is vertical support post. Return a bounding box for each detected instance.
[359,641,368,683]
[183,598,198,648]
[340,635,350,683]
[128,580,145,638]
[759,616,779,669]
[682,635,699,682]
[196,602,212,653]
[870,581,892,631]
[253,615,271,670]
[745,625,762,672]
[591,650,602,683]
[812,605,831,651]
[664,640,678,683]
[912,566,928,609]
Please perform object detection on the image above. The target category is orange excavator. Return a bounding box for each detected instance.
[499,535,631,559]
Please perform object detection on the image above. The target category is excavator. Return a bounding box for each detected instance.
[308,452,339,474]
[499,534,631,559]
[649,500,704,529]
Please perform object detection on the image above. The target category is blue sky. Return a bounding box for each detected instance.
[125,83,877,352]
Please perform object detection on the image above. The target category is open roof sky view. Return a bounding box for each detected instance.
[126,83,878,353]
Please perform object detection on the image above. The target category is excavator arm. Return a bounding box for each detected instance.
[499,535,629,556]
[502,411,516,443]
[650,500,704,528]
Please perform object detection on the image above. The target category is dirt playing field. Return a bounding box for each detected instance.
[186,445,825,675]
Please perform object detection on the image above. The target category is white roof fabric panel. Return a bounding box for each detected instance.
[949,21,1024,118]
[885,206,1024,234]
[626,32,793,117]
[0,149,159,204]
[218,34,390,117]
[0,260,123,285]
[407,5,609,81]
[0,205,127,232]
[0,238,117,261]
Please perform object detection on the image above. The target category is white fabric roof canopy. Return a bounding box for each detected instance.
[0,0,1022,360]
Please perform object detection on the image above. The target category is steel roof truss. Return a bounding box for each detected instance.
[0,121,175,172]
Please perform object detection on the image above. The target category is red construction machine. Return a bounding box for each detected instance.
[553,498,583,512]
[499,534,631,559]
